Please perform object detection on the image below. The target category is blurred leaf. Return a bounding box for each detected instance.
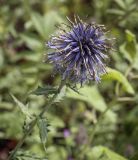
[87,146,127,160]
[125,30,137,59]
[120,30,137,63]
[125,0,136,6]
[20,34,43,51]
[48,114,65,129]
[66,85,116,122]
[15,151,48,160]
[32,85,57,96]
[10,94,30,117]
[67,85,106,111]
[47,146,67,160]
[0,48,4,67]
[103,147,127,160]
[31,12,45,39]
[133,46,138,69]
[107,9,125,15]
[0,102,13,110]
[102,68,135,94]
[126,30,135,42]
[126,105,138,122]
[43,11,63,38]
[31,11,63,39]
[37,117,49,150]
[120,43,132,62]
[0,69,22,89]
[114,0,126,10]
[0,112,24,138]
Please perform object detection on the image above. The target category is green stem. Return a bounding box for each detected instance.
[8,80,65,160]
[78,106,112,159]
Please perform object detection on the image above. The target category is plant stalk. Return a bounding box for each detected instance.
[8,80,65,160]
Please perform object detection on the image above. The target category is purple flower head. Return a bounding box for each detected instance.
[46,16,113,85]
[63,129,70,138]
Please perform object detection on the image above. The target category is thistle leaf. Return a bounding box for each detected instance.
[10,94,30,117]
[32,85,57,96]
[37,117,49,151]
[15,151,48,160]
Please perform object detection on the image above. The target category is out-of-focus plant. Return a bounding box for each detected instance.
[107,0,138,28]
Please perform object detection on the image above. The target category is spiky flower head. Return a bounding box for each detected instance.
[46,16,113,85]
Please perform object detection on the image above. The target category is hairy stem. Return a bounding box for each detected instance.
[8,80,65,160]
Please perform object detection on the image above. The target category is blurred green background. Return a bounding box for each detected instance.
[0,0,138,160]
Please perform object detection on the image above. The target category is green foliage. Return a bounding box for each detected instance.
[14,151,47,160]
[10,94,30,117]
[0,0,138,160]
[107,0,138,28]
[67,85,108,111]
[54,86,66,103]
[37,117,49,151]
[87,146,128,160]
[102,68,135,94]
[30,11,64,39]
[120,30,137,63]
[32,86,57,96]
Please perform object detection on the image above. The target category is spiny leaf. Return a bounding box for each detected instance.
[15,151,48,160]
[37,117,49,151]
[32,85,57,96]
[10,94,30,117]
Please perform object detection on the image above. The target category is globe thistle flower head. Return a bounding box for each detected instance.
[46,16,113,85]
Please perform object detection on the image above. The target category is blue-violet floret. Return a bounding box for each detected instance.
[46,16,113,85]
